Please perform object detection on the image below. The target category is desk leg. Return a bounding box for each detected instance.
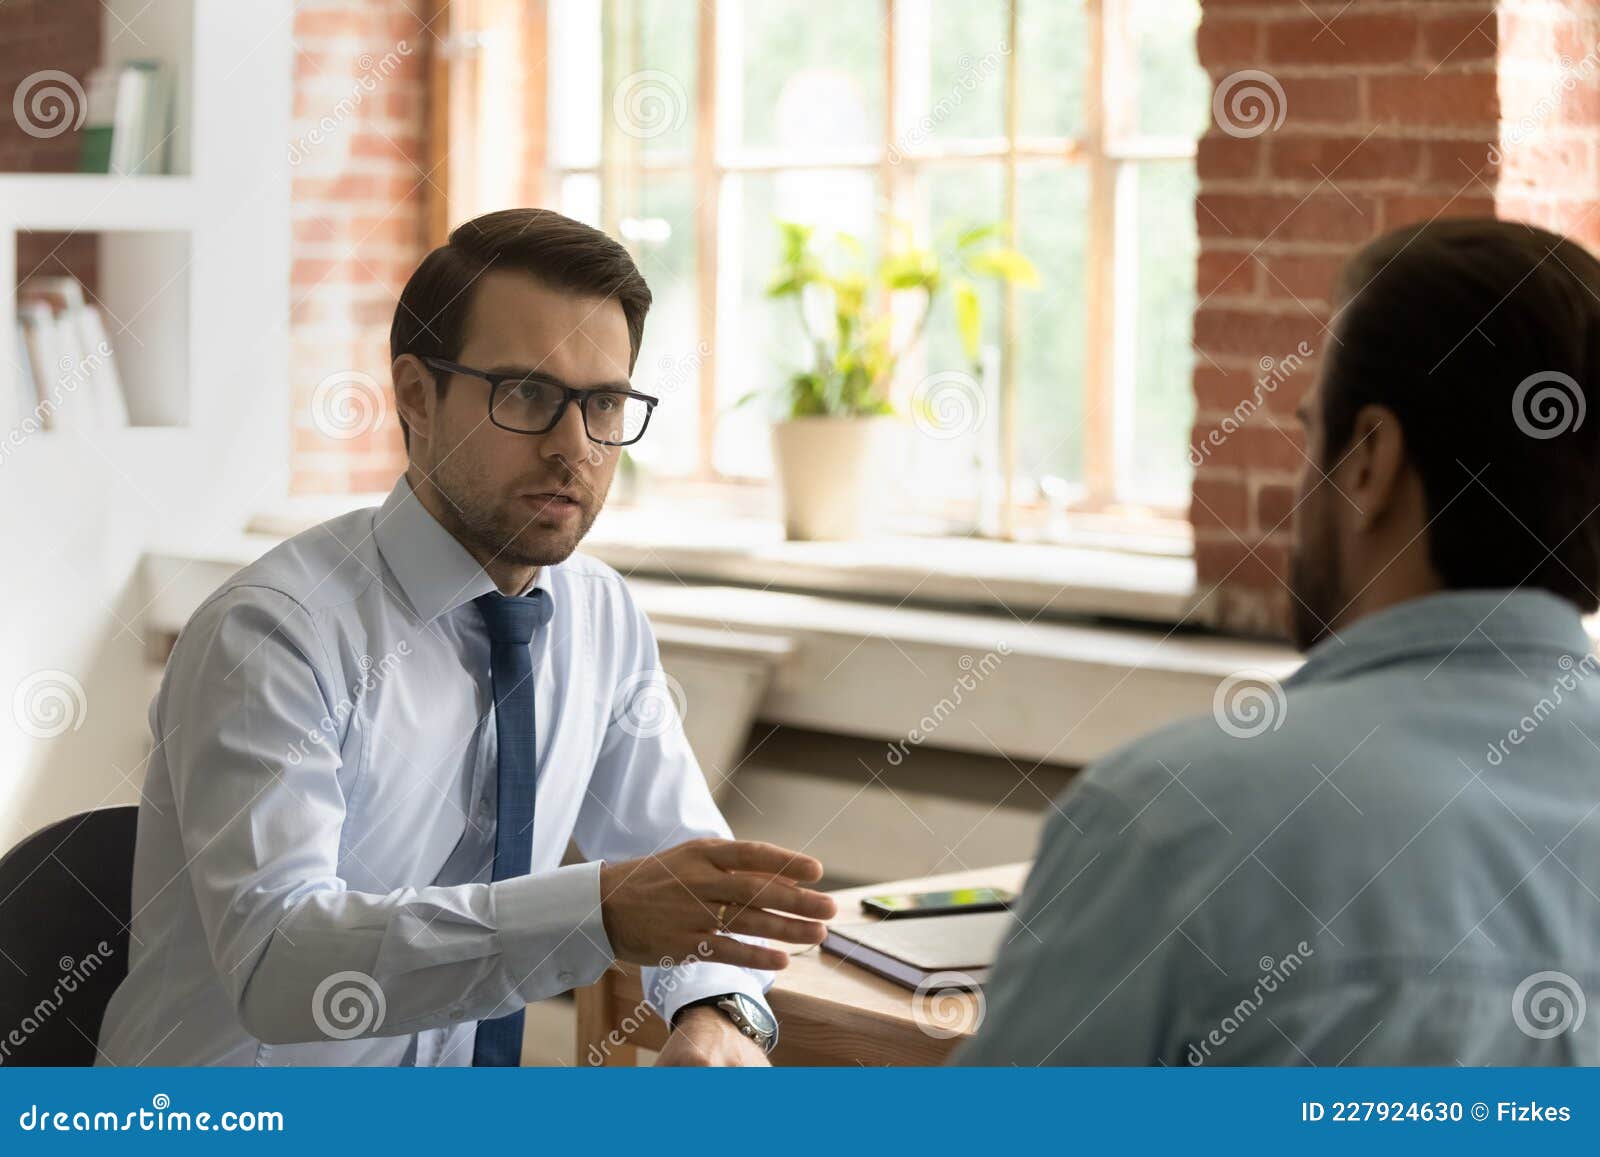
[574,970,638,1067]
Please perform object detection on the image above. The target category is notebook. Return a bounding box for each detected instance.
[820,911,1014,991]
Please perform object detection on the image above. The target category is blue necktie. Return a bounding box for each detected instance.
[471,588,552,1067]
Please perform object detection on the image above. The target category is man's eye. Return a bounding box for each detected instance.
[592,393,622,412]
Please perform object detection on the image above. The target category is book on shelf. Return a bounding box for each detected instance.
[15,276,128,431]
[78,61,172,176]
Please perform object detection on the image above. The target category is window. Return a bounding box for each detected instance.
[449,0,1208,539]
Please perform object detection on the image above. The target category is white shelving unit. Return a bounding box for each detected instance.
[1,0,293,847]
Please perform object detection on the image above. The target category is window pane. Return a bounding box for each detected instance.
[1126,159,1197,505]
[616,172,700,476]
[549,0,602,168]
[897,163,1006,526]
[728,0,883,154]
[1015,162,1089,492]
[715,169,880,477]
[1018,0,1087,140]
[896,0,1009,149]
[1127,0,1208,140]
[606,0,698,162]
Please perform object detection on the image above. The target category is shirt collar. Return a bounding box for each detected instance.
[372,475,556,623]
[1289,588,1594,688]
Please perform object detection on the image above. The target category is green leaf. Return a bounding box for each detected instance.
[952,277,981,364]
[966,247,1040,286]
[954,222,1006,250]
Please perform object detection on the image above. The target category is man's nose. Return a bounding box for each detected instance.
[540,398,591,463]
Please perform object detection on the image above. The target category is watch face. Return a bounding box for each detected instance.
[726,993,776,1037]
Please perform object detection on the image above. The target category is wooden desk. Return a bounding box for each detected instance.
[574,861,1029,1066]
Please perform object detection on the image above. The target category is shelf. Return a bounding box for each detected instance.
[0,174,197,232]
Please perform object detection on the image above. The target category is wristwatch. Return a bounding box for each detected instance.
[673,992,779,1054]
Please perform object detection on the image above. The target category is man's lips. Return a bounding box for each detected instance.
[519,491,583,518]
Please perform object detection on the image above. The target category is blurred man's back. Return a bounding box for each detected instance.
[962,219,1600,1065]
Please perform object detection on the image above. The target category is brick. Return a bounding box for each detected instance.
[1194,307,1323,361]
[1378,194,1497,230]
[1196,16,1263,69]
[1260,251,1347,304]
[1267,134,1420,184]
[1187,419,1307,475]
[1197,192,1376,244]
[1368,73,1499,130]
[1190,475,1250,529]
[1264,13,1421,68]
[1197,250,1259,299]
[1197,131,1263,181]
[1421,11,1497,66]
[1192,535,1291,592]
[1255,481,1299,535]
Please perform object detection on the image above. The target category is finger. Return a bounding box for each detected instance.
[722,908,829,946]
[715,875,839,921]
[699,934,790,971]
[704,840,824,881]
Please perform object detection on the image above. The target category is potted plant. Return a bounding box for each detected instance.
[758,218,1036,539]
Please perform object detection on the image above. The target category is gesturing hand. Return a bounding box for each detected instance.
[597,838,838,971]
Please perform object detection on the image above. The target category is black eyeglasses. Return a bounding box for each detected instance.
[423,357,659,446]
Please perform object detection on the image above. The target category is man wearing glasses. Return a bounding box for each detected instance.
[97,208,836,1067]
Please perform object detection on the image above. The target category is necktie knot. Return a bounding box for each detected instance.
[473,589,551,645]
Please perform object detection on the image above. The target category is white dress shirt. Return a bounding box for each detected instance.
[96,475,772,1066]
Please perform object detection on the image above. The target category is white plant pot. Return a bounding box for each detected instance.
[771,415,902,540]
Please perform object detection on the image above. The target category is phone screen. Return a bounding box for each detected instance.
[862,886,1015,915]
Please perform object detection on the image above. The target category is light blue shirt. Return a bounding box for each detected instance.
[97,476,771,1066]
[960,590,1600,1065]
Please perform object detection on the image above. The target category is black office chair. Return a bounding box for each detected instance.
[0,806,138,1065]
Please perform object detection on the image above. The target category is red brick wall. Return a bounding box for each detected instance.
[288,0,430,494]
[1191,0,1504,636]
[2,0,102,296]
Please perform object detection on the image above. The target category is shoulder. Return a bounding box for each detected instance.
[179,507,382,665]
[1069,674,1377,845]
[209,506,381,620]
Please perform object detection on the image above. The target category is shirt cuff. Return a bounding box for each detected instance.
[492,860,615,1003]
[643,936,776,1029]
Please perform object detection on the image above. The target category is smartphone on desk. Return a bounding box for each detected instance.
[859,885,1016,919]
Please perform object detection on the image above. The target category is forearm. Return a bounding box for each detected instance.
[233,862,612,1044]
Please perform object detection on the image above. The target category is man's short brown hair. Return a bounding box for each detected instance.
[389,207,652,449]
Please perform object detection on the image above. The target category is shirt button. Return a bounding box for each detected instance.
[557,970,575,986]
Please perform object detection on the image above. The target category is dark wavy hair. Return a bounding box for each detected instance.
[389,208,652,449]
[1319,218,1600,612]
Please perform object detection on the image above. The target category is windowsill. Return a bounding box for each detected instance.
[245,489,1199,625]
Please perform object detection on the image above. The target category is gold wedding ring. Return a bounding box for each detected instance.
[716,902,729,930]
